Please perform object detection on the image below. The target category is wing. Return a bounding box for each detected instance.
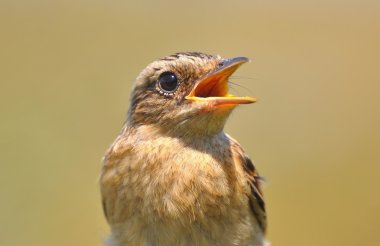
[241,155,267,233]
[228,135,267,233]
[100,133,132,223]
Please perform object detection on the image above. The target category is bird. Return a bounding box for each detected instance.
[100,52,267,246]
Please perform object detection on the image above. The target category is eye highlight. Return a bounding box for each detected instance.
[157,72,179,95]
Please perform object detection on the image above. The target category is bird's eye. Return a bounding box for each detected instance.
[157,72,178,94]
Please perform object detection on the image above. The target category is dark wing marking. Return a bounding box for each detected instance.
[241,156,267,233]
[102,198,109,221]
[226,134,267,233]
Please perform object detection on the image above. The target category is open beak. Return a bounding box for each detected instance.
[185,57,256,107]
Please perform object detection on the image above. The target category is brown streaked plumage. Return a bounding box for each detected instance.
[100,52,267,246]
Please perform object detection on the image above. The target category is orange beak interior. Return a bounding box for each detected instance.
[186,57,256,107]
[189,72,229,98]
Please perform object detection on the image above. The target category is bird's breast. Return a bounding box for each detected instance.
[102,128,248,222]
[100,127,262,245]
[142,137,242,217]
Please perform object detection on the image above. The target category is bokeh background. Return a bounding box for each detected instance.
[1,0,379,246]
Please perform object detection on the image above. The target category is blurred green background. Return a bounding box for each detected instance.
[1,0,379,245]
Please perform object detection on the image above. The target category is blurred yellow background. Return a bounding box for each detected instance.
[1,1,379,245]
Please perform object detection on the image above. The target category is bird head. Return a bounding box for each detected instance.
[127,52,256,137]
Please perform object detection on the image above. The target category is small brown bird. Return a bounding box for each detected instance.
[100,52,267,246]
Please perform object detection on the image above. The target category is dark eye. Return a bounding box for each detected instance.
[157,72,178,94]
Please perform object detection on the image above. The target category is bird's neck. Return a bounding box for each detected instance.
[121,123,229,146]
[126,108,233,138]
[125,124,223,140]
